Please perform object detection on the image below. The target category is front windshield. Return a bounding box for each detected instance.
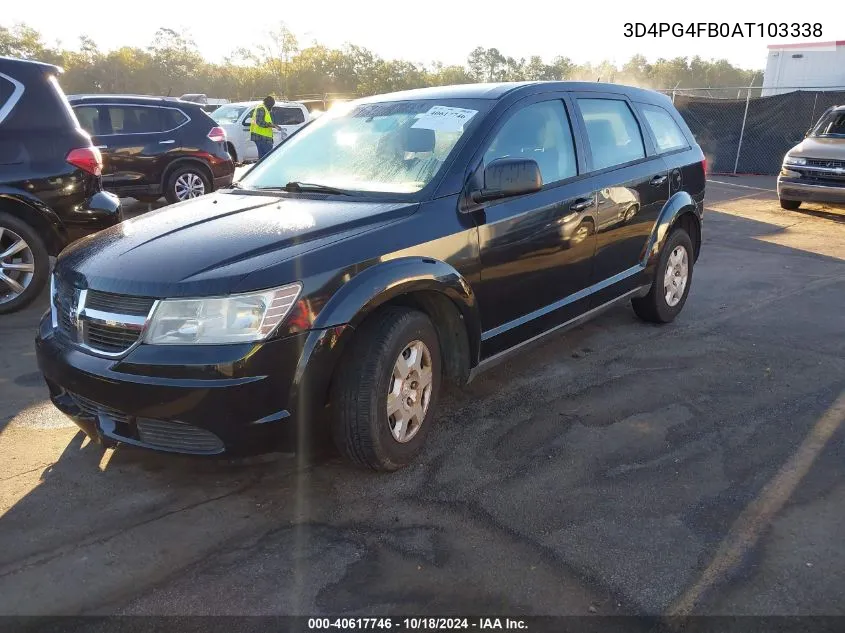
[211,105,249,124]
[811,110,845,137]
[239,99,488,195]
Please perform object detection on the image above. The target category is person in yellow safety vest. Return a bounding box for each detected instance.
[250,96,281,160]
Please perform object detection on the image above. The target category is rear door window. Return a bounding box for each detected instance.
[639,104,689,153]
[577,98,646,170]
[273,106,305,126]
[160,108,189,131]
[106,106,163,134]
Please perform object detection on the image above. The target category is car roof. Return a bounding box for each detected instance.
[223,100,306,108]
[67,94,202,107]
[355,81,671,105]
[0,56,62,75]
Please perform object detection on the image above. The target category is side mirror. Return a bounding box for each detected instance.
[471,158,543,204]
[243,117,252,128]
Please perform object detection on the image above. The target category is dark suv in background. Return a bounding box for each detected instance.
[0,56,121,314]
[68,95,235,204]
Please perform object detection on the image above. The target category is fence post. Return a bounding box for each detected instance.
[733,85,753,175]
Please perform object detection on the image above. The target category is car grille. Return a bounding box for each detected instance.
[67,391,224,455]
[54,281,156,355]
[136,418,225,454]
[85,290,155,316]
[806,158,845,170]
[69,392,130,424]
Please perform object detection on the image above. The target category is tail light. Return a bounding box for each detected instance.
[702,157,708,175]
[66,146,103,176]
[207,127,226,143]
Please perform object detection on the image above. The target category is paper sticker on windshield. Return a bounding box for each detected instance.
[412,106,478,132]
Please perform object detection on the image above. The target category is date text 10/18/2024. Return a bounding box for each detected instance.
[308,618,528,630]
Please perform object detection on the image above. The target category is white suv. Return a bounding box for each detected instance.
[211,100,310,163]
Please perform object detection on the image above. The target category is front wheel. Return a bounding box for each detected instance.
[165,166,211,204]
[0,212,50,314]
[632,227,694,323]
[331,307,441,471]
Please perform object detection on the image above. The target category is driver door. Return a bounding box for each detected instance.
[473,97,599,357]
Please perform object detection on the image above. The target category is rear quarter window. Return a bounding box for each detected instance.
[639,103,689,153]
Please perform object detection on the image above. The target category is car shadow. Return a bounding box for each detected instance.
[1,207,845,616]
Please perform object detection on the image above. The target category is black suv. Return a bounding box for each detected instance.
[37,82,705,470]
[0,57,121,314]
[67,95,235,204]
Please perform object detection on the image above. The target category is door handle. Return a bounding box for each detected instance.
[569,197,595,212]
[650,175,668,186]
[159,140,176,145]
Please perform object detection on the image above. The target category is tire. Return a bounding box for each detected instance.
[331,306,442,471]
[164,165,211,204]
[0,212,50,315]
[632,227,694,324]
[780,198,801,210]
[226,143,238,163]
[134,195,161,204]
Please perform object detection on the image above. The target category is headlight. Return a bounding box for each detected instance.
[784,155,807,166]
[144,283,302,345]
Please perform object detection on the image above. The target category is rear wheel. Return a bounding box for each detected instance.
[226,143,238,163]
[632,227,693,324]
[165,166,211,204]
[780,198,801,210]
[331,307,441,471]
[0,212,49,314]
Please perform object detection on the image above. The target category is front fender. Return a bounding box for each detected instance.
[641,191,700,269]
[287,257,481,429]
[313,256,481,358]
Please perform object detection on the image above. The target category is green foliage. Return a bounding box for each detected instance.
[0,24,762,100]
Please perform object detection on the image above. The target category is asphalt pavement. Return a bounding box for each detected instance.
[1,176,844,617]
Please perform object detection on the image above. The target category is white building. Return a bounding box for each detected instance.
[762,41,845,96]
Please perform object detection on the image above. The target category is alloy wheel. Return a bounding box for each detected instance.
[174,172,206,200]
[664,245,689,307]
[386,340,433,443]
[0,227,35,305]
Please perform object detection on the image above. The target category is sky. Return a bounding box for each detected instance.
[5,0,837,71]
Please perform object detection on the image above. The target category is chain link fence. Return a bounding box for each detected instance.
[658,87,845,175]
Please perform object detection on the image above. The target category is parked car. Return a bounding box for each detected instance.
[779,105,845,209]
[67,95,235,204]
[0,57,121,314]
[210,100,310,163]
[37,82,705,469]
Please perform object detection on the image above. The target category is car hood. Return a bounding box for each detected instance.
[57,191,418,297]
[788,137,845,160]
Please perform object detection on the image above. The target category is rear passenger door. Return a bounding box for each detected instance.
[571,94,670,302]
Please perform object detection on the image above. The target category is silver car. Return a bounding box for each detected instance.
[778,105,845,210]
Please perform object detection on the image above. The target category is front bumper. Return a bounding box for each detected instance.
[35,313,346,456]
[777,174,845,204]
[63,191,123,243]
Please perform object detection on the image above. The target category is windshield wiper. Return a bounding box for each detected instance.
[280,181,353,195]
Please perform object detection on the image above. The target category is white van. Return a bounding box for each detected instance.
[211,100,310,163]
